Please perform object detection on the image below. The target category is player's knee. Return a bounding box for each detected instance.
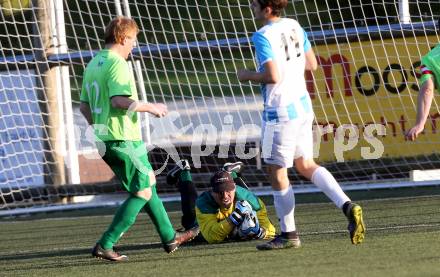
[135,187,152,201]
[272,174,288,185]
[295,158,318,177]
[267,168,289,188]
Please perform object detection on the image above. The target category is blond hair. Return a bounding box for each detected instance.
[104,16,139,45]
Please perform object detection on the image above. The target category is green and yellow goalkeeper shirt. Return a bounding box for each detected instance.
[80,49,141,141]
[420,43,440,92]
[195,186,276,244]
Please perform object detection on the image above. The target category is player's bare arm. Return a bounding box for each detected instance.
[406,78,434,141]
[237,60,279,84]
[111,95,168,117]
[304,49,318,71]
[79,102,93,125]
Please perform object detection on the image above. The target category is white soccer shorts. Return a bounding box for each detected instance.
[261,114,314,168]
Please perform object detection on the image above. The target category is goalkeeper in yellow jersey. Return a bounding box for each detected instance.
[167,160,276,244]
[406,22,440,141]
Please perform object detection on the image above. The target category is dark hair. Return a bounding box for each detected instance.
[104,16,139,45]
[257,0,288,16]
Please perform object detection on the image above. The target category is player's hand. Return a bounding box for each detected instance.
[405,125,424,141]
[228,200,252,226]
[228,209,244,226]
[150,103,168,118]
[235,200,253,216]
[239,212,265,239]
[237,69,250,82]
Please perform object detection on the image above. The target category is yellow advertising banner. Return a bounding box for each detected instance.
[309,36,440,162]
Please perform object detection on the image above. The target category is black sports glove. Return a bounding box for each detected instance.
[228,209,244,226]
[228,200,253,226]
[239,212,266,239]
[255,227,266,239]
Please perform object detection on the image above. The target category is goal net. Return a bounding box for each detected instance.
[0,0,439,215]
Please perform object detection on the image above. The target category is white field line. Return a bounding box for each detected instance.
[302,223,440,235]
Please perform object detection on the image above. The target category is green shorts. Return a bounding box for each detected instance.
[102,140,155,193]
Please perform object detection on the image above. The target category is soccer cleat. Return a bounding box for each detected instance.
[92,243,128,262]
[223,161,250,189]
[163,226,200,253]
[256,235,301,251]
[166,159,191,185]
[176,225,205,243]
[346,203,366,245]
[222,161,244,174]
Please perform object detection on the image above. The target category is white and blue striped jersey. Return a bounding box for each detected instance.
[252,18,313,122]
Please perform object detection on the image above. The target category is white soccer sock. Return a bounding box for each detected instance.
[273,186,296,232]
[311,167,350,208]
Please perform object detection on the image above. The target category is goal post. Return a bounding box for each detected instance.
[1,0,440,215]
[35,0,80,185]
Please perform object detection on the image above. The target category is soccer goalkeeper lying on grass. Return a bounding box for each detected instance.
[167,160,276,244]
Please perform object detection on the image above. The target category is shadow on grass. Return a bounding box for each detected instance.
[0,238,210,262]
[1,240,259,272]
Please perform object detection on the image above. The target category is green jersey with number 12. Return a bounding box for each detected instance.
[80,49,141,141]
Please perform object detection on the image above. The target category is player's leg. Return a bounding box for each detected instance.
[142,185,176,246]
[94,141,197,259]
[295,157,365,244]
[294,115,350,207]
[257,165,301,250]
[257,121,301,250]
[138,158,198,253]
[144,183,199,252]
[92,141,149,261]
[166,160,198,230]
[94,193,147,261]
[294,117,365,244]
[295,157,350,208]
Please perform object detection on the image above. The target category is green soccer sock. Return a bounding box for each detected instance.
[143,186,175,243]
[99,195,147,250]
[180,170,192,182]
[230,171,238,179]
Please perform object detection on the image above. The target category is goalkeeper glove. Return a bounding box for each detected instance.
[228,200,253,226]
[239,212,265,239]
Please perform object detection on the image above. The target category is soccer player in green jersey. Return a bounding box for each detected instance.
[406,26,440,141]
[80,17,198,262]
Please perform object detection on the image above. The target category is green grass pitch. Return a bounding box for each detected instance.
[1,195,439,277]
